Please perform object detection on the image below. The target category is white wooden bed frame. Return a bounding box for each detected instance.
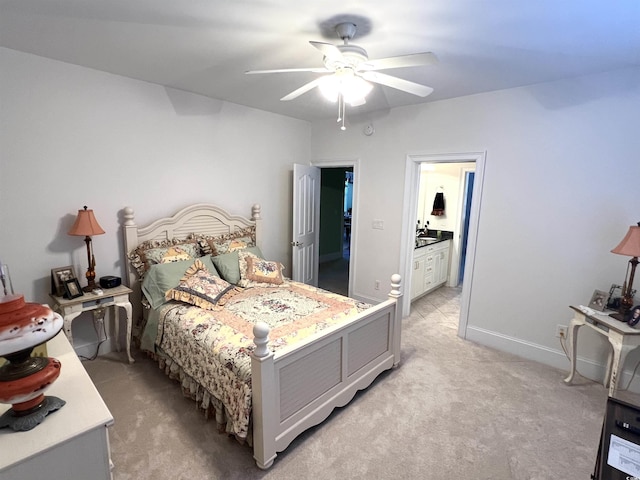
[122,203,402,469]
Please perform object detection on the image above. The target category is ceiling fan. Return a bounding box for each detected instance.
[246,22,437,129]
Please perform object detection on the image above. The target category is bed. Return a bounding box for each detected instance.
[122,203,402,469]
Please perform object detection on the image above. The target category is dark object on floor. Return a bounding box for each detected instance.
[594,396,640,479]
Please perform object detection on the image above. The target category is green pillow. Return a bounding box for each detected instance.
[211,246,263,284]
[142,256,219,309]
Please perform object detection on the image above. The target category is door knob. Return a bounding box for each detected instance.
[291,241,304,247]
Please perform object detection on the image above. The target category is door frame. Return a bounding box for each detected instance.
[312,157,360,298]
[457,168,475,285]
[400,151,486,338]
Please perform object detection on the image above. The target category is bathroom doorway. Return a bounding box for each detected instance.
[402,152,486,338]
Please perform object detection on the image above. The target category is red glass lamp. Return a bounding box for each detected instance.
[0,267,65,431]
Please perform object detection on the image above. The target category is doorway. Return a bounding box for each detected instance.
[317,167,353,296]
[401,152,486,339]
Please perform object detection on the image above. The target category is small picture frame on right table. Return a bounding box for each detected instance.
[588,289,608,312]
[626,305,640,327]
[63,278,83,299]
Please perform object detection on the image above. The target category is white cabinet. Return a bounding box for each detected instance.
[0,332,114,480]
[411,248,427,300]
[411,240,451,301]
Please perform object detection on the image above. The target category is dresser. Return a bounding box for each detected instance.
[0,331,114,479]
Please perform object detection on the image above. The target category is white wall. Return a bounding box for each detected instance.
[311,66,640,387]
[417,162,470,233]
[0,47,311,355]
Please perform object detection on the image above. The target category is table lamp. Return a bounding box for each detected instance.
[68,206,105,292]
[610,222,640,321]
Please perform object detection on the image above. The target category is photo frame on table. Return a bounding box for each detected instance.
[625,305,640,327]
[51,265,77,297]
[63,278,83,299]
[588,289,608,311]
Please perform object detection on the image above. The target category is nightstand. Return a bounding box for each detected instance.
[49,284,134,364]
[564,305,640,395]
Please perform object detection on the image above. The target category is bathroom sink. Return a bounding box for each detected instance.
[416,237,439,247]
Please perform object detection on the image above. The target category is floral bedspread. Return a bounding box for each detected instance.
[147,282,370,438]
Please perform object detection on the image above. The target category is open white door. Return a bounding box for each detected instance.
[292,164,320,285]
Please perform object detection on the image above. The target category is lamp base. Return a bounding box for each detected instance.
[0,395,65,431]
[83,270,97,292]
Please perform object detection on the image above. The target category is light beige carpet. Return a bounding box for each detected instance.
[84,287,628,479]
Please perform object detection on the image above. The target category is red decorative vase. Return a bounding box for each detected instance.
[0,294,65,431]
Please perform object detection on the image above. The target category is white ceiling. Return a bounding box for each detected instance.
[1,0,639,122]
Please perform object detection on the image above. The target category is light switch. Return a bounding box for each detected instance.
[372,219,384,230]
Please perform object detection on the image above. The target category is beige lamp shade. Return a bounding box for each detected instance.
[611,225,640,257]
[68,207,105,237]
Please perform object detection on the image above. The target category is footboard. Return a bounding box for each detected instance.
[251,275,402,469]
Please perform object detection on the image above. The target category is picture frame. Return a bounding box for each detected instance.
[63,277,83,299]
[588,289,608,311]
[625,305,640,327]
[51,266,77,297]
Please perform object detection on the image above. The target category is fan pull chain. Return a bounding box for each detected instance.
[336,93,347,130]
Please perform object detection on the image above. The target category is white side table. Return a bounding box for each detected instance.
[49,285,134,364]
[564,305,640,395]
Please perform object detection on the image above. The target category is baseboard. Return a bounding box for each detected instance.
[465,325,640,394]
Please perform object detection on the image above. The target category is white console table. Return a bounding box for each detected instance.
[564,305,640,396]
[0,331,114,480]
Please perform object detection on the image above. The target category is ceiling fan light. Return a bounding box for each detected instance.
[319,72,373,105]
[347,96,366,107]
[318,76,340,102]
[342,77,372,105]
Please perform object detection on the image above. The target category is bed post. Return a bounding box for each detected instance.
[251,321,277,469]
[122,207,137,288]
[122,206,145,333]
[389,274,403,366]
[251,204,262,250]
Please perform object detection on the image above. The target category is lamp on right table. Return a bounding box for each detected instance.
[610,222,640,321]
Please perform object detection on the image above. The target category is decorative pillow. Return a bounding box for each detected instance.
[165,259,232,310]
[128,238,201,278]
[211,245,264,285]
[142,256,220,309]
[195,226,256,256]
[237,251,285,288]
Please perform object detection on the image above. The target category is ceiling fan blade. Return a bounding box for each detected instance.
[280,77,326,101]
[360,71,434,97]
[246,67,329,74]
[309,41,343,61]
[358,52,438,72]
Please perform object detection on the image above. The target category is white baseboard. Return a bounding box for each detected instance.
[465,325,640,394]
